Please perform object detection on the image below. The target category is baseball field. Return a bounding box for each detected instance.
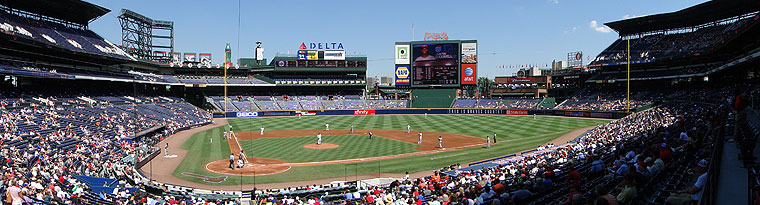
[160,114,607,187]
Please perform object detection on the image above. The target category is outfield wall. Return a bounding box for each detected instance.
[213,108,629,119]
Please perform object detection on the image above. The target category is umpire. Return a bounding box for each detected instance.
[229,153,235,170]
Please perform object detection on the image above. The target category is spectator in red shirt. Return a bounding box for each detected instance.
[566,165,581,188]
[659,143,673,164]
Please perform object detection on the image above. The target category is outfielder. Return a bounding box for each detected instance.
[317,133,322,145]
[325,123,330,131]
[407,124,411,134]
[438,136,443,148]
[533,114,536,120]
[493,133,497,143]
[350,124,354,134]
[418,132,423,144]
[260,127,264,136]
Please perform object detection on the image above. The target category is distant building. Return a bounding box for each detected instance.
[380,76,393,86]
[367,77,377,89]
[552,61,568,71]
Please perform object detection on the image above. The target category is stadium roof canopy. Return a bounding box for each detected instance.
[0,0,110,25]
[605,0,760,36]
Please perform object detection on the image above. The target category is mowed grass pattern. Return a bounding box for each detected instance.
[173,115,609,185]
[240,135,419,163]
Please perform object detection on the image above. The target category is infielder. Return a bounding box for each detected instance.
[325,123,330,131]
[418,132,423,144]
[368,131,373,139]
[407,124,411,134]
[438,136,443,148]
[317,133,322,145]
[487,136,491,148]
[260,127,264,136]
[350,124,354,134]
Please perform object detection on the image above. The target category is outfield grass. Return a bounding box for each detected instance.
[240,135,419,163]
[173,115,608,185]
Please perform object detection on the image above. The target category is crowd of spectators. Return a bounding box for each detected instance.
[250,100,721,204]
[452,98,542,109]
[591,15,758,65]
[555,89,660,111]
[0,95,213,204]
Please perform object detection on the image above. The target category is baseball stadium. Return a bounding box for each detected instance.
[1,0,760,204]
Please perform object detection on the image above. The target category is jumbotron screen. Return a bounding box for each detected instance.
[411,43,459,85]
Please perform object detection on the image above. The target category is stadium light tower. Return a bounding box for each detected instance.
[118,9,174,63]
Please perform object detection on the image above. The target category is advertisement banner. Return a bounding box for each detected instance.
[395,44,410,64]
[507,78,535,83]
[461,64,477,84]
[255,47,264,61]
[505,109,529,115]
[260,111,292,116]
[353,109,376,115]
[297,50,307,60]
[395,65,410,85]
[324,50,346,60]
[589,112,613,118]
[183,53,197,62]
[236,112,259,118]
[171,52,182,64]
[199,53,212,67]
[307,50,319,60]
[296,111,317,116]
[461,43,477,63]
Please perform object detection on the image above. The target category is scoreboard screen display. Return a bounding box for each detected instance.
[413,66,458,85]
[411,43,459,85]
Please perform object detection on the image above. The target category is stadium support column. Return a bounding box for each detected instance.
[626,38,630,113]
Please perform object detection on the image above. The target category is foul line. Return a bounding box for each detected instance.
[429,152,468,160]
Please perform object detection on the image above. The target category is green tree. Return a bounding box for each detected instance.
[477,77,492,97]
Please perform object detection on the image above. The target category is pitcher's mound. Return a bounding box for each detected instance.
[303,143,339,149]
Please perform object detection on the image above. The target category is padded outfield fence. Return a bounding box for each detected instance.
[213,108,630,119]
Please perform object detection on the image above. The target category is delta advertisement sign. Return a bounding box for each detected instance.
[354,109,376,115]
[299,42,344,50]
[461,64,477,84]
[395,65,410,85]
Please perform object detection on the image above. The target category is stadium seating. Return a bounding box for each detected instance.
[591,17,758,65]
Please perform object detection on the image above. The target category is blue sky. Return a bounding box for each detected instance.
[88,0,705,78]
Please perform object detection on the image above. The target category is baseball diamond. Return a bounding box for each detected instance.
[150,114,607,188]
[1,0,754,204]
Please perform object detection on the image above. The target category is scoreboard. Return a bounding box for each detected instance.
[413,66,458,85]
[395,40,477,87]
